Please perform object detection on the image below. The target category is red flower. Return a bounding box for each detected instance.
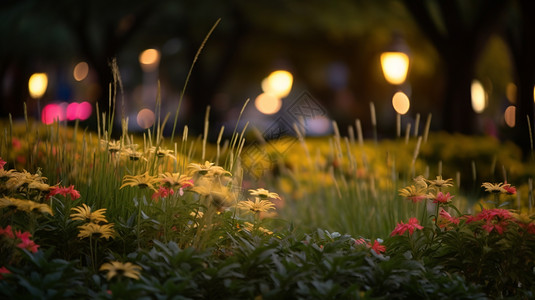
[438,209,460,227]
[0,225,15,239]
[481,219,508,235]
[433,192,454,204]
[390,218,424,236]
[47,185,81,200]
[0,157,6,169]
[0,266,11,279]
[151,186,175,201]
[17,238,40,253]
[369,240,386,254]
[12,138,21,150]
[502,182,516,195]
[15,230,39,253]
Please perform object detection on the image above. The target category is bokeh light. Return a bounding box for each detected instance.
[471,80,487,113]
[261,70,293,98]
[139,49,160,72]
[66,101,92,121]
[28,73,48,99]
[73,62,89,81]
[255,93,282,115]
[506,83,516,104]
[380,52,409,85]
[41,104,65,124]
[137,108,156,129]
[504,105,516,128]
[392,91,410,114]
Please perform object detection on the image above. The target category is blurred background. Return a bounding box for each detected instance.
[1,0,534,155]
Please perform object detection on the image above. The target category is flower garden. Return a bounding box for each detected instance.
[1,100,535,299]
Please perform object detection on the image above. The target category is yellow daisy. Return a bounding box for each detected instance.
[120,172,159,191]
[147,146,176,160]
[159,172,193,188]
[426,176,453,188]
[99,261,142,281]
[77,223,115,240]
[399,185,429,203]
[25,201,53,215]
[187,161,230,177]
[100,139,122,153]
[70,204,108,224]
[238,197,276,213]
[481,182,506,193]
[248,188,281,200]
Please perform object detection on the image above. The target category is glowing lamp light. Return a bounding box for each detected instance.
[137,108,155,129]
[392,91,410,115]
[73,62,89,81]
[380,52,409,85]
[471,80,487,113]
[139,49,160,72]
[28,73,48,99]
[504,106,516,128]
[261,70,293,98]
[255,93,282,115]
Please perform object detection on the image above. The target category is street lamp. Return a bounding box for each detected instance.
[28,73,48,122]
[380,52,409,86]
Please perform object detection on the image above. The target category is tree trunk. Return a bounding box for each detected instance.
[442,51,477,134]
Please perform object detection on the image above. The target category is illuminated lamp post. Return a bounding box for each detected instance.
[28,73,48,122]
[381,37,410,137]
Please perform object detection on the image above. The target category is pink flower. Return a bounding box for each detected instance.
[433,192,454,204]
[0,225,15,239]
[0,157,6,169]
[369,240,386,254]
[481,219,508,235]
[354,238,367,246]
[151,186,175,201]
[390,218,424,236]
[502,182,516,195]
[0,266,11,279]
[15,230,39,253]
[47,185,81,200]
[17,239,40,253]
[438,209,459,227]
[15,230,31,241]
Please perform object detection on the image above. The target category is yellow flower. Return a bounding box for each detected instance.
[120,172,159,191]
[100,139,122,153]
[0,197,52,215]
[25,201,53,215]
[99,261,142,281]
[70,204,108,224]
[426,176,453,188]
[119,148,146,161]
[187,161,230,177]
[238,197,276,213]
[0,168,16,180]
[77,223,115,240]
[159,172,193,188]
[6,170,47,191]
[147,147,176,160]
[481,182,506,193]
[0,196,25,210]
[28,181,51,192]
[399,185,429,203]
[191,185,235,210]
[242,222,273,235]
[249,188,281,200]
